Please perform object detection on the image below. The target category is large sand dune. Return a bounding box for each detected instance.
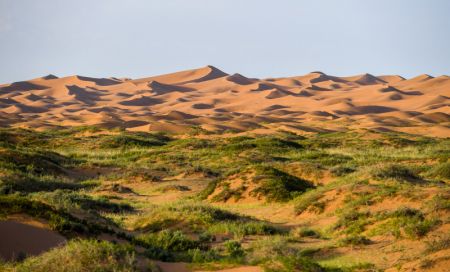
[0,66,449,137]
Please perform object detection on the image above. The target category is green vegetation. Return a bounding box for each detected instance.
[0,127,448,271]
[371,164,420,182]
[251,165,313,202]
[0,239,137,272]
[369,207,441,239]
[428,161,450,180]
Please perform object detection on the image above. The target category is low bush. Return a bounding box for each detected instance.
[223,240,245,258]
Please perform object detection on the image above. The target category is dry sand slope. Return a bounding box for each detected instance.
[0,66,449,137]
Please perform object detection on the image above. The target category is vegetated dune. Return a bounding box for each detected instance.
[0,66,449,137]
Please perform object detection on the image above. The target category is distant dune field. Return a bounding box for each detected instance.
[0,66,448,137]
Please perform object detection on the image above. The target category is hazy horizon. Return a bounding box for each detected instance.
[1,0,449,83]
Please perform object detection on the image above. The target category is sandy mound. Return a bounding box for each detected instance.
[0,219,66,261]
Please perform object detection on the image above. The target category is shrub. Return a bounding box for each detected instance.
[223,240,245,258]
[137,230,201,252]
[188,248,220,263]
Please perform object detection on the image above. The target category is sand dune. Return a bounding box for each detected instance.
[0,219,66,261]
[0,66,448,137]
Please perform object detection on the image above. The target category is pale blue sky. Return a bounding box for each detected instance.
[1,0,449,83]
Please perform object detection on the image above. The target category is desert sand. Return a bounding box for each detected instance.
[0,218,66,261]
[0,66,449,137]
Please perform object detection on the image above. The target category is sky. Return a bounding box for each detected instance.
[0,0,449,83]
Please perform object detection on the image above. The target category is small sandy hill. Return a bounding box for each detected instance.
[0,218,66,261]
[164,110,197,120]
[0,66,448,137]
[35,74,59,80]
[132,65,228,85]
[226,73,256,85]
[0,81,48,92]
[148,80,193,95]
[377,75,405,84]
[342,73,387,85]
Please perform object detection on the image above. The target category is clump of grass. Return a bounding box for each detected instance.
[1,239,136,272]
[371,207,441,239]
[426,194,450,212]
[208,221,281,238]
[33,190,133,213]
[137,230,202,252]
[134,230,221,262]
[248,236,296,264]
[223,136,302,153]
[223,240,245,259]
[157,184,191,192]
[371,164,420,182]
[293,188,325,214]
[428,162,450,180]
[425,235,450,253]
[98,132,170,148]
[132,202,281,236]
[247,236,339,271]
[210,183,246,202]
[198,179,219,200]
[338,235,371,246]
[290,227,320,238]
[330,165,356,177]
[0,174,85,194]
[334,210,371,236]
[0,149,72,175]
[263,255,327,272]
[0,194,113,236]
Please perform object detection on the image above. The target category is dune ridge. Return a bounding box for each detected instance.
[0,66,449,137]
